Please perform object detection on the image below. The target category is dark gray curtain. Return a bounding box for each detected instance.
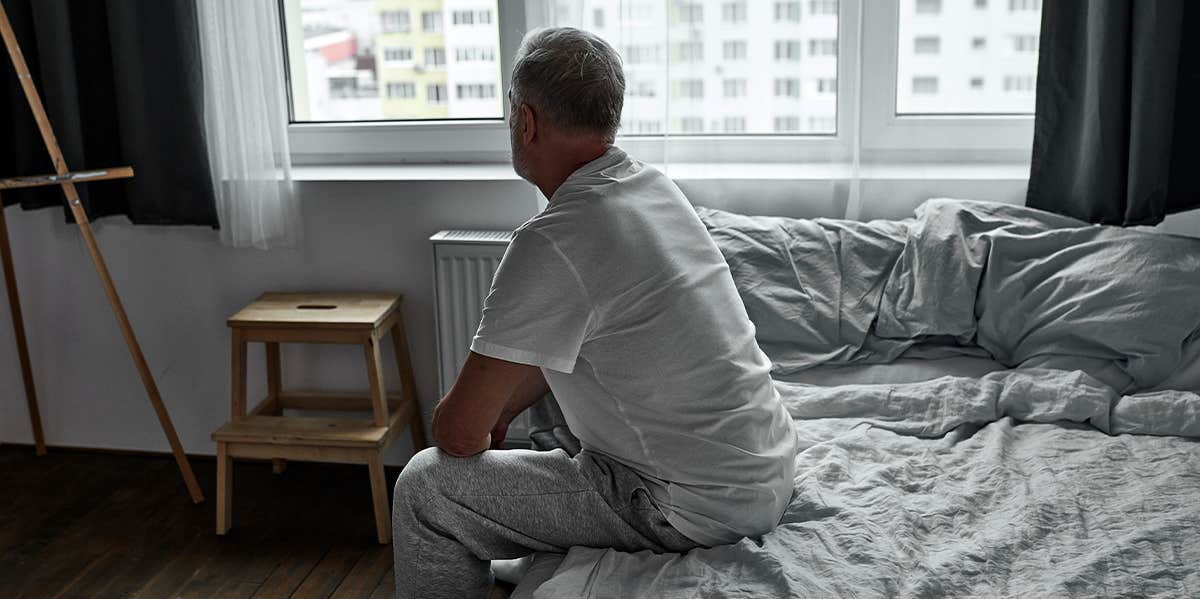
[0,0,217,226]
[1026,0,1200,226]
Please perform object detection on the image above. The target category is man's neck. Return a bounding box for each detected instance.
[535,144,612,200]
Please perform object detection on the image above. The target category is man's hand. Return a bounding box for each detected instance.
[431,352,549,457]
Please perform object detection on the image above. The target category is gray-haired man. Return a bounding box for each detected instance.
[392,27,797,598]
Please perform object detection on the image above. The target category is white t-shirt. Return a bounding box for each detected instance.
[471,147,797,546]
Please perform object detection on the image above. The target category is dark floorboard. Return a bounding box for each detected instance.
[0,445,513,599]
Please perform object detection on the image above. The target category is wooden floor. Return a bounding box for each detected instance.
[0,445,513,598]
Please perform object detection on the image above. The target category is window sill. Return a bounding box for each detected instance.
[291,161,1031,183]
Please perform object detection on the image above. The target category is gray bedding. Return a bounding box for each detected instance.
[515,200,1200,598]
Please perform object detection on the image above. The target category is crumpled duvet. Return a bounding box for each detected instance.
[532,370,1200,598]
[699,199,1200,392]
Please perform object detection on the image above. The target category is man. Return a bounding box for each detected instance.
[392,27,797,598]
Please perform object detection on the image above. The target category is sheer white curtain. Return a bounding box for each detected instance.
[196,0,299,250]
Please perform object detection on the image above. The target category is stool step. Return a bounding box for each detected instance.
[213,402,411,448]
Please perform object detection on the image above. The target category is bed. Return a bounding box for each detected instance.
[511,199,1200,598]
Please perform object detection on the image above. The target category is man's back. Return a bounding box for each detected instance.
[472,147,797,546]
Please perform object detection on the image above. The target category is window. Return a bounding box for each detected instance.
[284,1,502,123]
[386,82,415,99]
[774,2,801,22]
[1003,75,1035,93]
[1009,0,1040,11]
[774,115,801,132]
[915,0,941,14]
[478,10,492,24]
[809,0,838,16]
[912,76,938,94]
[722,1,747,24]
[913,36,940,54]
[625,119,663,134]
[421,11,442,33]
[457,83,497,99]
[897,0,1041,114]
[424,48,446,69]
[816,77,837,94]
[627,80,657,97]
[381,10,410,33]
[675,3,703,24]
[1012,35,1038,53]
[975,0,987,7]
[808,115,835,131]
[674,41,704,62]
[723,116,747,132]
[774,78,801,98]
[452,10,474,25]
[427,83,447,105]
[676,117,705,132]
[624,44,662,64]
[775,40,802,61]
[673,79,705,99]
[722,40,747,60]
[382,46,412,64]
[593,8,605,28]
[723,78,747,98]
[809,39,837,56]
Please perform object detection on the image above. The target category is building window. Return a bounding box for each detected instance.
[809,38,837,56]
[1003,75,1035,92]
[915,0,941,14]
[775,40,802,61]
[386,82,415,99]
[912,76,939,94]
[808,115,835,131]
[421,11,441,33]
[381,10,410,33]
[455,47,496,62]
[427,83,447,105]
[914,36,940,54]
[627,80,656,97]
[972,36,987,50]
[456,83,496,100]
[722,1,747,24]
[452,10,474,25]
[1008,0,1041,11]
[478,10,492,24]
[593,8,605,28]
[816,77,837,94]
[676,117,705,133]
[722,40,747,61]
[674,41,704,62]
[970,76,985,90]
[625,119,663,134]
[623,44,662,64]
[975,0,988,7]
[424,48,445,68]
[774,78,801,98]
[1012,35,1039,53]
[774,1,801,22]
[673,79,705,99]
[809,0,838,15]
[723,116,747,132]
[774,115,801,132]
[382,46,413,64]
[723,78,747,98]
[675,3,703,24]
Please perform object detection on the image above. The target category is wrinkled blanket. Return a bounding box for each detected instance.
[532,370,1200,598]
[699,200,1200,392]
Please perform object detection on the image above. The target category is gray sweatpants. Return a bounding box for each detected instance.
[392,447,700,598]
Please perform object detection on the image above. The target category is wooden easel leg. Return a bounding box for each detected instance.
[368,449,391,544]
[0,198,45,456]
[1,3,202,502]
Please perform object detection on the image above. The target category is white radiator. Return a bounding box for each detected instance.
[430,230,528,442]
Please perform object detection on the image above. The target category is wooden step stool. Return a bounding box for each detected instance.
[212,292,427,544]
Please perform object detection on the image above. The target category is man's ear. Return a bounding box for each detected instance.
[520,103,537,145]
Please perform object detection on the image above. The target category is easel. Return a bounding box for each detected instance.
[0,5,203,503]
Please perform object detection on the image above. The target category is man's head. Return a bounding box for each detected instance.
[508,27,624,191]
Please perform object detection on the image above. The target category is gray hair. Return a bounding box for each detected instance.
[510,27,624,142]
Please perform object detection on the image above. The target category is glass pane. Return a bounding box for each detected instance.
[284,0,503,122]
[547,0,839,136]
[895,0,1042,115]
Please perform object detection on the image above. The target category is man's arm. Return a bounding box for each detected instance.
[431,351,549,457]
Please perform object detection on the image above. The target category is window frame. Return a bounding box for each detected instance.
[284,0,1034,166]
